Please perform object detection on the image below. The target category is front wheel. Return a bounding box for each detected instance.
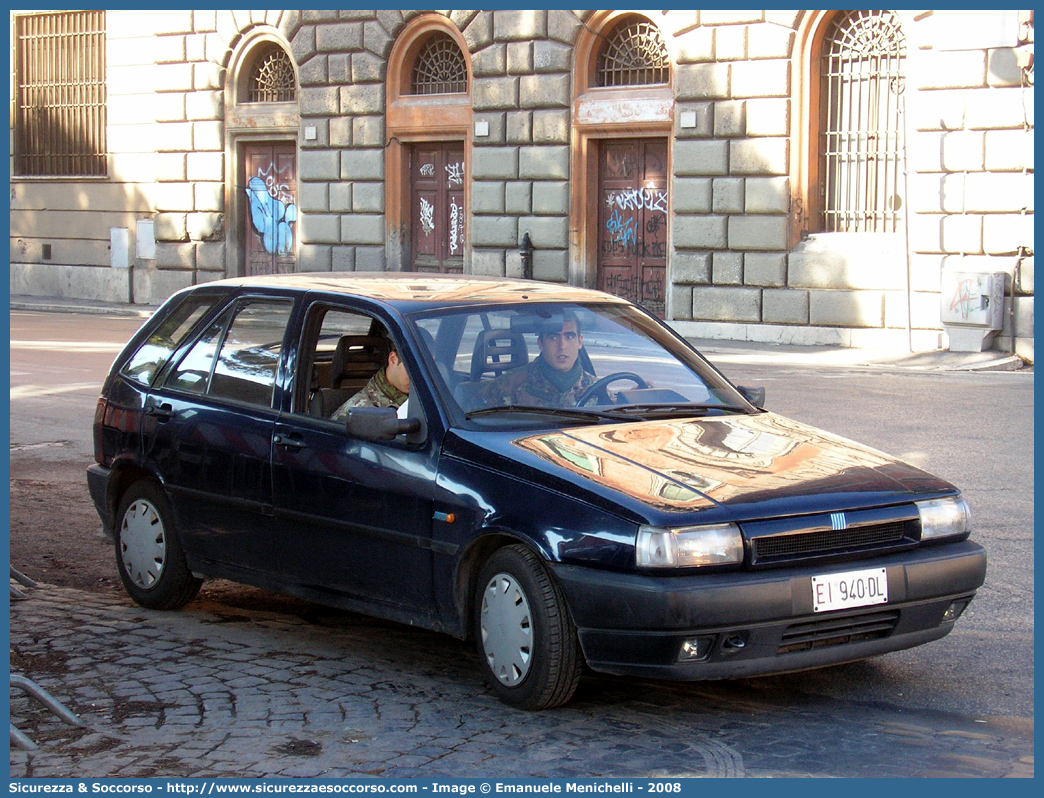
[474,545,583,710]
[114,481,202,610]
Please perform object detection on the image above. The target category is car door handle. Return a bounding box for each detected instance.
[145,403,174,422]
[273,433,306,450]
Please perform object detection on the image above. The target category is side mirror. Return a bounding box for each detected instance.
[346,406,421,442]
[737,385,766,409]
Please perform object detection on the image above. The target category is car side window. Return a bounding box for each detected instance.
[120,296,219,386]
[164,298,293,409]
[296,305,384,417]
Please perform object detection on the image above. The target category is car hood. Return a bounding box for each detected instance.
[499,412,955,521]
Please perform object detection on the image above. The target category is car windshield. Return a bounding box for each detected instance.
[409,301,751,426]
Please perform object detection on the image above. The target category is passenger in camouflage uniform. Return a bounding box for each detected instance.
[475,314,596,409]
[332,341,410,421]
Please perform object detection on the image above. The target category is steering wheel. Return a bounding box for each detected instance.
[575,372,649,407]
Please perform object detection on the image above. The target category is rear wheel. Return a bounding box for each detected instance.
[114,481,201,610]
[474,544,583,710]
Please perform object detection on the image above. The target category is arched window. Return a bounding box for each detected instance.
[819,10,907,233]
[248,44,296,103]
[596,17,670,87]
[410,32,468,95]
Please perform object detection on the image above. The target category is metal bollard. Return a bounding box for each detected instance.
[10,674,85,750]
[519,231,533,280]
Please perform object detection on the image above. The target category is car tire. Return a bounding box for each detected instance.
[114,481,202,610]
[474,544,583,710]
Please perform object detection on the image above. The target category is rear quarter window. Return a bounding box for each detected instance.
[120,296,219,386]
[165,298,294,409]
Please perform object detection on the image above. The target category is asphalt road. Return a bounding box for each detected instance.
[708,357,1035,723]
[8,309,1035,777]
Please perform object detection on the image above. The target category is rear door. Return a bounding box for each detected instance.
[143,295,294,576]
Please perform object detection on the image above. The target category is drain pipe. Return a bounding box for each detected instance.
[899,91,914,353]
[1010,246,1025,356]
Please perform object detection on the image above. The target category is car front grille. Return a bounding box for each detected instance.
[742,506,920,567]
[753,521,907,560]
[777,608,900,655]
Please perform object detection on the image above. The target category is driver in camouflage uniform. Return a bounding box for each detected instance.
[475,313,596,408]
[332,339,410,421]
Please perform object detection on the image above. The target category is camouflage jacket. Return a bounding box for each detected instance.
[331,368,406,421]
[474,360,596,409]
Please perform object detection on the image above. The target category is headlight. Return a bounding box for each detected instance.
[917,496,972,541]
[635,522,744,568]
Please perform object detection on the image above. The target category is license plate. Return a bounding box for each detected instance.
[811,567,888,613]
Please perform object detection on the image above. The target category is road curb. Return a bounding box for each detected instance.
[10,299,156,318]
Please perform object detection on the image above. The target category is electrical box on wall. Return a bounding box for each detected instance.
[940,271,1007,352]
[940,272,1005,328]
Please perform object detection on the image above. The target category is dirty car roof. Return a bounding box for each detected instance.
[207,272,629,310]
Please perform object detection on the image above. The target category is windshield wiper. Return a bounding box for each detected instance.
[465,405,614,423]
[607,403,752,417]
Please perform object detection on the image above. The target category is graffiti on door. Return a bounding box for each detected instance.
[410,144,466,273]
[245,163,297,255]
[419,197,435,236]
[446,161,464,186]
[597,139,668,317]
[605,188,669,214]
[449,199,462,255]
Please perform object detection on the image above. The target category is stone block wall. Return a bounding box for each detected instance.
[906,10,1034,359]
[670,11,797,326]
[294,9,392,275]
[8,9,1032,357]
[470,10,575,282]
[151,11,226,299]
[149,10,302,302]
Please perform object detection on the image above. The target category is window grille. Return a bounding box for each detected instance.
[411,33,468,95]
[14,11,107,177]
[249,46,296,103]
[597,19,670,87]
[820,10,907,233]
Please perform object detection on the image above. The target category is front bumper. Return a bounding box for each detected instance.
[550,540,986,680]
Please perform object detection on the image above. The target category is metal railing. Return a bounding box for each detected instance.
[820,11,906,233]
[10,567,86,751]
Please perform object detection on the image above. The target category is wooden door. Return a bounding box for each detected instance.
[410,142,465,273]
[597,138,668,317]
[244,143,297,276]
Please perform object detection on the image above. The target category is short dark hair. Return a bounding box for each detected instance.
[368,327,396,364]
[537,309,581,338]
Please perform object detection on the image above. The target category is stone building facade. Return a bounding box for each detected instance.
[9,9,1035,359]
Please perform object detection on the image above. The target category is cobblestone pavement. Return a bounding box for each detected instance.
[9,581,1033,779]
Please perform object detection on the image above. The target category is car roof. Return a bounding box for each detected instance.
[203,272,630,311]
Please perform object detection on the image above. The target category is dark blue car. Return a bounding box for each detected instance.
[88,273,986,709]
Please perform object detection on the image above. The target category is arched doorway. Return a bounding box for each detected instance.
[224,32,300,277]
[573,13,674,318]
[386,17,473,274]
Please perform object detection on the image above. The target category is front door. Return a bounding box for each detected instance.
[244,143,298,276]
[270,301,438,621]
[410,142,465,273]
[597,138,668,317]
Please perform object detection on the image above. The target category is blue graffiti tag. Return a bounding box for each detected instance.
[605,208,637,248]
[246,176,297,254]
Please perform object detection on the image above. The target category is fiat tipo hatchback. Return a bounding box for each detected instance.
[89,273,986,709]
